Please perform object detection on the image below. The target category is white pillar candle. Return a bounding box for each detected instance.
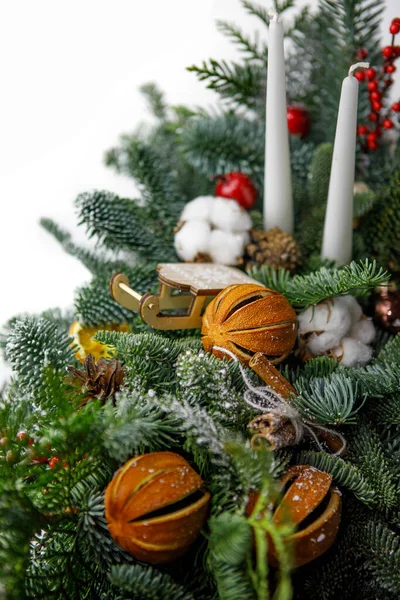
[321,62,369,265]
[264,13,293,234]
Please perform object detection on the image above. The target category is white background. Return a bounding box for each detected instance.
[0,0,398,380]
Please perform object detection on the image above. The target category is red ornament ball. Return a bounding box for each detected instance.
[385,64,396,74]
[372,101,383,112]
[390,23,400,35]
[367,139,379,150]
[357,125,368,136]
[392,102,400,112]
[369,112,378,122]
[383,118,394,129]
[367,81,378,92]
[286,104,311,138]
[356,48,368,60]
[369,91,382,101]
[214,172,257,210]
[382,46,395,58]
[354,71,365,82]
[366,67,376,80]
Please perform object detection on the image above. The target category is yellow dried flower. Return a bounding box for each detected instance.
[69,321,129,362]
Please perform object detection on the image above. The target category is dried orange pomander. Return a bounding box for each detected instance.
[247,465,342,568]
[202,283,297,364]
[104,452,210,564]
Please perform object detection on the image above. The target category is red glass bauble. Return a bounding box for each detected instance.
[286,105,311,138]
[214,172,257,210]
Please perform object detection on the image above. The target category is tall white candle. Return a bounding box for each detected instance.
[264,13,293,234]
[321,62,369,265]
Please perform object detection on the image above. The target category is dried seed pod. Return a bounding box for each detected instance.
[201,284,297,365]
[247,465,342,568]
[104,452,210,564]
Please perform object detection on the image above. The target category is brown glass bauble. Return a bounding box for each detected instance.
[247,465,342,568]
[374,284,400,333]
[104,452,210,564]
[201,283,297,365]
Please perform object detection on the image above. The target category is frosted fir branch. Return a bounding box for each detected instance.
[5,317,75,396]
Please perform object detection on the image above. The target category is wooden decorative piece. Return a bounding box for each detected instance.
[247,353,346,454]
[248,465,342,568]
[201,284,297,365]
[110,263,260,330]
[104,451,210,564]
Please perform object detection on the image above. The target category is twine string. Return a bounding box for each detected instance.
[213,346,346,456]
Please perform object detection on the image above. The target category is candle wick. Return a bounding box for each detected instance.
[268,8,279,22]
[348,62,370,77]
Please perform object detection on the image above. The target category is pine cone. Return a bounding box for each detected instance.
[244,227,301,273]
[67,354,124,406]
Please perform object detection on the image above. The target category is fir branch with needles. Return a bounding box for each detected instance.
[249,259,388,309]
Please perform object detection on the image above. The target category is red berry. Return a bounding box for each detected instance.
[286,104,311,138]
[393,18,400,25]
[16,432,34,446]
[214,172,257,210]
[369,112,378,122]
[390,23,400,35]
[366,67,376,80]
[383,118,394,129]
[372,101,382,112]
[392,102,400,112]
[395,46,400,56]
[367,81,378,92]
[354,71,365,82]
[369,91,382,101]
[357,125,368,135]
[356,48,368,60]
[385,64,396,74]
[49,456,60,468]
[382,46,395,58]
[367,138,379,150]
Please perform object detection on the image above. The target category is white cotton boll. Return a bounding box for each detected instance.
[331,337,373,367]
[349,317,376,345]
[174,220,211,261]
[339,294,363,323]
[298,298,352,355]
[180,196,214,222]
[209,229,246,265]
[210,197,252,233]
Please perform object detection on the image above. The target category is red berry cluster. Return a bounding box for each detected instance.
[355,18,400,151]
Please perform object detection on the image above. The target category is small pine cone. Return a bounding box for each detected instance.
[192,251,213,263]
[244,227,301,273]
[66,354,124,406]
